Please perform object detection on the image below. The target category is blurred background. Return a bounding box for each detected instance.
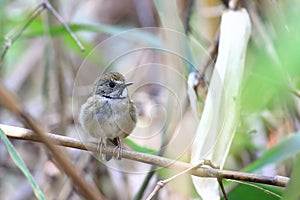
[0,0,300,199]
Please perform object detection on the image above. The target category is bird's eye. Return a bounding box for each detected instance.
[109,82,115,88]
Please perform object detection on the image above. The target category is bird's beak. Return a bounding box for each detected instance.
[124,82,133,87]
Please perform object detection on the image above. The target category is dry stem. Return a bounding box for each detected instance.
[0,123,290,189]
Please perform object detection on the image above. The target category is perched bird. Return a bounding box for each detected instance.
[79,72,137,160]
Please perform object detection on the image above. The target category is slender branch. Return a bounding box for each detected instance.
[195,0,240,82]
[146,160,222,200]
[43,0,84,51]
[135,98,191,199]
[145,164,201,200]
[145,181,163,200]
[217,178,228,200]
[0,1,84,69]
[199,30,219,75]
[0,123,290,188]
[182,0,195,34]
[0,4,46,68]
[227,179,281,198]
[134,167,156,200]
[134,145,165,200]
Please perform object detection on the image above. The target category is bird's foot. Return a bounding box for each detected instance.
[97,138,105,154]
[112,137,123,160]
[97,138,112,161]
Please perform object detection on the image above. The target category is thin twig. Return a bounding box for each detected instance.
[0,3,46,68]
[0,1,84,69]
[190,30,219,100]
[134,167,156,200]
[44,0,84,51]
[182,0,195,34]
[0,123,290,188]
[199,30,219,75]
[217,178,228,200]
[196,0,240,79]
[146,160,217,200]
[226,179,281,199]
[145,181,163,200]
[135,95,191,199]
[134,149,163,200]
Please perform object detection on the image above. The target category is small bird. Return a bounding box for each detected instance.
[79,72,137,160]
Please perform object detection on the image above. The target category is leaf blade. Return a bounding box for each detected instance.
[0,128,46,200]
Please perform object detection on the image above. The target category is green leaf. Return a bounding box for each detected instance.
[24,23,162,48]
[0,128,46,200]
[24,22,128,37]
[225,130,299,199]
[226,183,283,200]
[244,133,300,173]
[282,153,300,200]
[124,138,157,155]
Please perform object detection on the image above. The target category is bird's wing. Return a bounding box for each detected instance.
[129,100,137,123]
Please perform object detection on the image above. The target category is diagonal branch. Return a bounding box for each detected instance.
[0,4,46,68]
[43,0,84,51]
[0,0,84,69]
[0,123,289,188]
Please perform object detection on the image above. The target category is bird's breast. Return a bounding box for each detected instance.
[80,96,135,140]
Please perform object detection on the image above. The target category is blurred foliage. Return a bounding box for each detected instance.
[282,153,300,200]
[0,0,300,199]
[243,133,300,173]
[226,183,283,200]
[227,1,300,198]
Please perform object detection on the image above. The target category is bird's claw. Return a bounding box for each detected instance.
[113,145,123,160]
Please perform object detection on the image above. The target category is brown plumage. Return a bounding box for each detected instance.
[79,72,137,160]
